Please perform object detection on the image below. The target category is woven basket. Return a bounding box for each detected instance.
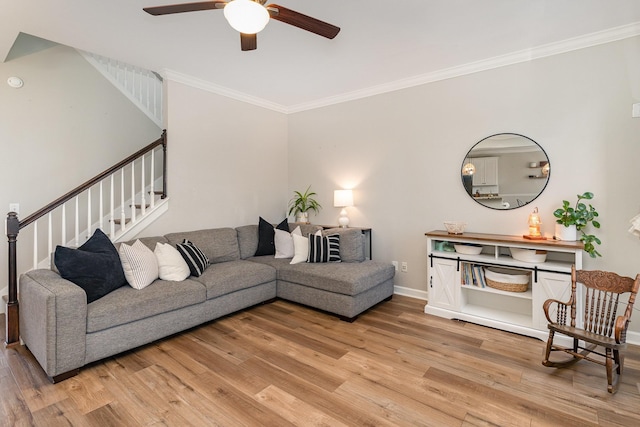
[484,268,530,293]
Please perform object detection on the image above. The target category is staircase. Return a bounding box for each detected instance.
[79,51,164,128]
[4,131,168,346]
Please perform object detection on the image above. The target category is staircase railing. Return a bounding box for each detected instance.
[4,130,167,346]
[80,51,164,128]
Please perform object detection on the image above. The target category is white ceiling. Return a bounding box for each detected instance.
[3,1,640,112]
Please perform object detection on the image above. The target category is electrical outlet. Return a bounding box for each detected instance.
[9,203,19,214]
[392,261,398,271]
[401,262,408,273]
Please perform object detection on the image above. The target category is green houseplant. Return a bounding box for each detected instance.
[288,185,322,223]
[553,191,601,258]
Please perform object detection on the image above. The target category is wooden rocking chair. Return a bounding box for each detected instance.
[542,265,639,393]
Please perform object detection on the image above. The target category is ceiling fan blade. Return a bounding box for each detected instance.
[143,1,226,16]
[240,33,257,51]
[266,4,340,39]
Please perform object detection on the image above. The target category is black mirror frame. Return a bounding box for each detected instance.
[461,133,551,210]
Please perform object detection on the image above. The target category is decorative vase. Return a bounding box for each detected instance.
[555,223,577,241]
[296,212,309,223]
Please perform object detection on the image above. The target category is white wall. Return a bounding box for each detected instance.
[139,80,288,235]
[287,36,640,320]
[0,44,161,309]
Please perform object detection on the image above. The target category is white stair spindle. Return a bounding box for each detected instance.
[131,161,136,223]
[141,154,146,216]
[150,149,155,209]
[75,196,80,247]
[121,168,126,231]
[33,220,38,270]
[87,188,92,238]
[99,181,104,231]
[110,174,115,238]
[48,212,53,266]
[61,203,66,246]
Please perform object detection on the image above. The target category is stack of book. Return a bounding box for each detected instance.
[462,263,486,288]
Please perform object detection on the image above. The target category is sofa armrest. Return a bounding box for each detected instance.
[19,269,87,379]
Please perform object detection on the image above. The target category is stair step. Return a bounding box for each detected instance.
[131,204,150,209]
[112,218,131,225]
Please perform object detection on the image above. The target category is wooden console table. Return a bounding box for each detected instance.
[425,230,583,341]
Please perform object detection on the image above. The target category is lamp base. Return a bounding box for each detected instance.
[338,208,349,228]
[523,235,547,240]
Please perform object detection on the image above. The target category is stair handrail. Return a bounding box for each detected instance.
[4,130,167,347]
[19,130,167,229]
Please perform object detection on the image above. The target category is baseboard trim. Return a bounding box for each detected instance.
[627,330,640,346]
[393,286,428,301]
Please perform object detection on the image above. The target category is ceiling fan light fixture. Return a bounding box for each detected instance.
[224,0,270,34]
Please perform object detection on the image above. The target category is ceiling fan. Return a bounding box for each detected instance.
[143,0,340,51]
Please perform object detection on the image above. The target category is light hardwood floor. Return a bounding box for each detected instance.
[2,296,639,426]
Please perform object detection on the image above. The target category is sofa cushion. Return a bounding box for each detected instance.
[322,228,365,262]
[236,225,259,259]
[54,229,127,303]
[276,261,395,296]
[165,228,240,264]
[190,260,277,300]
[119,239,159,290]
[307,234,341,263]
[176,239,209,277]
[86,278,207,333]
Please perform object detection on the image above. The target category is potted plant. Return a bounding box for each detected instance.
[288,185,322,223]
[553,191,602,258]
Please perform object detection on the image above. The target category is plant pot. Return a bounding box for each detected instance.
[555,223,577,241]
[296,212,309,223]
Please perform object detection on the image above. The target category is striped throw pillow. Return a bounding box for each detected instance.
[119,239,159,290]
[307,234,341,263]
[176,239,209,277]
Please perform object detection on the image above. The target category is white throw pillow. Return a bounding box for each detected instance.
[290,228,321,264]
[119,240,159,290]
[154,242,190,281]
[275,226,301,259]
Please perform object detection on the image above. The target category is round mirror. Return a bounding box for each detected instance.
[461,133,550,210]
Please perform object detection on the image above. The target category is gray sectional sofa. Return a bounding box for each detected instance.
[19,223,395,382]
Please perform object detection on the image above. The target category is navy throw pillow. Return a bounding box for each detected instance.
[54,229,127,303]
[255,217,289,256]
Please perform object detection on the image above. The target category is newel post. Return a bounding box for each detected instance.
[5,211,20,347]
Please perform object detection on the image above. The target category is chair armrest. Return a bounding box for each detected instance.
[542,298,570,325]
[19,269,87,378]
[614,315,630,344]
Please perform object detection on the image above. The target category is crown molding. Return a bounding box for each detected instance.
[287,21,640,114]
[162,69,289,114]
[165,22,640,115]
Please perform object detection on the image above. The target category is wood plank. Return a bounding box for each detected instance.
[3,298,640,426]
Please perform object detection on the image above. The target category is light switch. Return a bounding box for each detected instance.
[633,103,640,118]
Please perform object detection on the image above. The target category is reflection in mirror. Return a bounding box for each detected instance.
[461,133,550,210]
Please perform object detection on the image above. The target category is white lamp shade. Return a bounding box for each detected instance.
[224,0,270,34]
[334,189,354,207]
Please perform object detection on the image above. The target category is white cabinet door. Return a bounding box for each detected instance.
[471,157,499,186]
[483,157,499,186]
[428,258,460,311]
[532,271,573,331]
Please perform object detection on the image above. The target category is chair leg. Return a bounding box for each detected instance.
[614,349,624,375]
[606,347,616,394]
[542,330,555,366]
